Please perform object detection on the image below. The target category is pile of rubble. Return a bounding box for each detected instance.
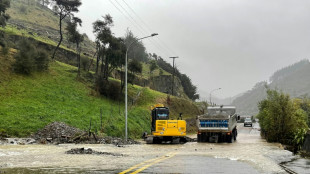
[33,122,85,144]
[32,122,140,146]
[66,148,123,156]
[98,136,140,146]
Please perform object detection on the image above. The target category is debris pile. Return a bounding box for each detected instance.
[99,136,140,146]
[33,122,85,144]
[32,122,140,145]
[66,148,123,156]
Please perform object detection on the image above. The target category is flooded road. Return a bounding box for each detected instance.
[0,123,307,174]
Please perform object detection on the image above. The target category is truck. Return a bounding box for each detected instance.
[144,104,187,144]
[196,105,240,143]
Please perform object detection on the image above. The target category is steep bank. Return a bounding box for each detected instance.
[0,49,200,138]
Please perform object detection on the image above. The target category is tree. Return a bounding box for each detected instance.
[124,29,148,62]
[257,89,308,145]
[66,17,84,76]
[93,14,113,76]
[51,0,82,60]
[0,0,10,47]
[149,60,158,76]
[128,59,142,75]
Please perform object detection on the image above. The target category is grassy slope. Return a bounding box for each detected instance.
[0,49,199,138]
[7,1,96,54]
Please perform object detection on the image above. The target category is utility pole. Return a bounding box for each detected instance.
[170,56,179,96]
[209,88,221,106]
[125,33,158,142]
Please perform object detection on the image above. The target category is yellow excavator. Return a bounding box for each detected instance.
[144,104,187,144]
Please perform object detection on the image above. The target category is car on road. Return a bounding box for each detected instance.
[244,117,253,127]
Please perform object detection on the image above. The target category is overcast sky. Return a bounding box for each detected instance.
[76,0,310,99]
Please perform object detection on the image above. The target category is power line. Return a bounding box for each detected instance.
[120,0,178,56]
[110,0,170,58]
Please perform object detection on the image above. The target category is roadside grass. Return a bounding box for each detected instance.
[0,56,154,138]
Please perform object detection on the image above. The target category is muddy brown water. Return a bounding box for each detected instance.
[0,123,308,174]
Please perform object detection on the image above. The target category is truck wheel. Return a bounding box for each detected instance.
[233,131,236,141]
[227,135,233,143]
[197,134,201,142]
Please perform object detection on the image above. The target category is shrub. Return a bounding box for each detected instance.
[257,89,309,145]
[95,76,122,101]
[35,49,49,71]
[81,56,89,71]
[19,5,27,14]
[14,39,36,75]
[1,45,9,55]
[14,39,49,74]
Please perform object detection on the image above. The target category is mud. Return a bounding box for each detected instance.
[66,148,124,156]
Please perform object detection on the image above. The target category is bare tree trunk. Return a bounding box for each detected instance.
[52,13,64,60]
[96,47,100,75]
[76,42,80,76]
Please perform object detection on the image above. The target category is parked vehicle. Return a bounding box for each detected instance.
[144,104,187,144]
[196,105,240,143]
[244,117,253,127]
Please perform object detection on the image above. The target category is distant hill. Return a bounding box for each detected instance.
[232,59,310,116]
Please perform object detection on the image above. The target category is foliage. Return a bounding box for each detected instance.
[35,49,49,71]
[293,128,308,151]
[124,29,148,62]
[13,39,49,74]
[0,0,10,27]
[19,4,27,14]
[51,0,82,60]
[257,89,308,146]
[156,57,198,100]
[128,59,142,75]
[149,59,158,75]
[180,74,199,101]
[66,16,84,75]
[80,55,89,71]
[270,59,309,82]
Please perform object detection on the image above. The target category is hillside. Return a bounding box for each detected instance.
[232,59,310,116]
[4,1,193,99]
[0,49,201,138]
[7,0,96,55]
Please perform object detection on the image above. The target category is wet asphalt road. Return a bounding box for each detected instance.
[0,123,300,174]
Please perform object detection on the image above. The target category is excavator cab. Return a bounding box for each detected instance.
[151,107,169,132]
[146,104,187,144]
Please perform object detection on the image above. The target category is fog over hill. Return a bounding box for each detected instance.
[232,59,310,116]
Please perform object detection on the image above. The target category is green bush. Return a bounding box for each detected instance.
[14,39,36,74]
[14,39,49,75]
[19,5,27,14]
[35,49,49,71]
[81,56,89,71]
[257,89,309,145]
[95,76,122,101]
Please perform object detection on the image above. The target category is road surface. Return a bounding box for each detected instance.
[0,123,298,173]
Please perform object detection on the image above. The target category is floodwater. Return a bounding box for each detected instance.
[0,123,308,174]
